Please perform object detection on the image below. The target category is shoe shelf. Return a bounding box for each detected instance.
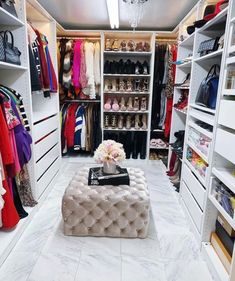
[0,61,28,70]
[152,129,164,132]
[174,86,190,90]
[103,110,149,114]
[104,74,151,78]
[150,146,169,150]
[174,107,187,115]
[103,128,148,132]
[194,49,223,63]
[188,121,213,139]
[177,61,192,68]
[226,56,235,65]
[0,7,25,26]
[189,104,216,115]
[104,91,150,95]
[104,51,152,56]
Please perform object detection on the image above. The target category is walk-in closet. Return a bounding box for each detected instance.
[1,0,235,280]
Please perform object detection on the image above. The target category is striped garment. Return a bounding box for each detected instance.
[74,105,86,151]
[0,86,30,131]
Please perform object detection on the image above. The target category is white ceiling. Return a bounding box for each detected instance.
[37,0,198,31]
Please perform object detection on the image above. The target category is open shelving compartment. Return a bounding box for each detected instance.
[102,31,155,160]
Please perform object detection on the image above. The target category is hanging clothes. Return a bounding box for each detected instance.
[0,85,37,229]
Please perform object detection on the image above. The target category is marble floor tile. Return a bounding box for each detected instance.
[122,256,167,281]
[164,260,214,281]
[27,251,80,281]
[0,251,39,281]
[121,236,161,260]
[75,253,121,281]
[81,236,121,256]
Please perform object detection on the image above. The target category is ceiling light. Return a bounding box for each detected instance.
[106,0,119,29]
[123,0,148,29]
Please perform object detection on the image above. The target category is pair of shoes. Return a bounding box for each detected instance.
[135,42,150,52]
[104,60,150,75]
[150,138,168,148]
[105,39,119,51]
[125,97,147,111]
[174,89,188,111]
[104,98,119,111]
[104,114,147,130]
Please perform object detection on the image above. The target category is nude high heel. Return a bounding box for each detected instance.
[119,97,126,111]
[127,97,133,111]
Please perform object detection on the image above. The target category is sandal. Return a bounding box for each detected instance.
[112,98,120,111]
[104,114,110,127]
[104,98,112,111]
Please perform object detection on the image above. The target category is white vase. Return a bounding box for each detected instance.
[103,162,117,174]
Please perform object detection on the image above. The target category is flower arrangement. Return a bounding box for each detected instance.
[94,140,126,164]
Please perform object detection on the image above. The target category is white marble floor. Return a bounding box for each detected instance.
[0,159,213,281]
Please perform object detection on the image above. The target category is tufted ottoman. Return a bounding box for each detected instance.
[62,167,150,238]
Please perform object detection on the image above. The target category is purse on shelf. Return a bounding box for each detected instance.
[0,31,21,65]
[198,37,219,57]
[0,0,18,17]
[195,64,220,109]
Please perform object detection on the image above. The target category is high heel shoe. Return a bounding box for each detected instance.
[104,79,110,92]
[135,114,140,129]
[104,114,110,127]
[133,97,140,111]
[119,97,126,111]
[126,115,131,129]
[128,40,135,51]
[135,62,140,75]
[104,60,111,73]
[111,79,117,92]
[127,97,134,111]
[140,97,147,111]
[120,40,127,51]
[143,61,149,75]
[119,79,125,92]
[104,98,112,111]
[135,79,140,92]
[105,39,111,51]
[126,78,133,92]
[112,98,120,111]
[143,42,150,52]
[111,115,118,128]
[142,79,149,91]
[118,115,124,129]
[112,39,119,51]
[142,114,147,130]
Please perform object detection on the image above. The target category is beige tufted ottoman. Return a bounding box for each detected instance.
[62,167,150,238]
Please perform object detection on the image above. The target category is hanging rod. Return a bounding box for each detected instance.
[156,38,178,42]
[57,36,101,40]
[63,99,101,103]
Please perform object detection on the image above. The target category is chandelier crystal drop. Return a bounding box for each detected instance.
[123,0,149,29]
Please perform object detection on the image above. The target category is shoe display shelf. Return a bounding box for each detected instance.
[0,0,61,268]
[101,31,155,159]
[179,1,235,280]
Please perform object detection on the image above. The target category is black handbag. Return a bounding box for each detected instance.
[198,38,219,57]
[195,64,220,109]
[0,31,21,65]
[0,0,17,17]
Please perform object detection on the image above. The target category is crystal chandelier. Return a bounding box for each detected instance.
[123,0,149,29]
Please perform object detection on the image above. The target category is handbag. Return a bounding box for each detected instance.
[195,64,220,109]
[0,31,21,65]
[0,0,17,17]
[198,38,219,57]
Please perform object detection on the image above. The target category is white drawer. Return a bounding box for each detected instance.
[36,144,60,180]
[36,157,60,199]
[215,128,235,164]
[182,164,206,210]
[34,114,59,142]
[34,129,59,161]
[218,100,235,130]
[181,181,203,233]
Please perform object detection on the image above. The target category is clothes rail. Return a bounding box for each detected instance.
[63,100,101,103]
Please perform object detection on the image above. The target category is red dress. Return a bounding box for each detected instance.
[0,107,20,228]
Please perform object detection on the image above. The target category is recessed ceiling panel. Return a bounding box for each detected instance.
[37,0,199,30]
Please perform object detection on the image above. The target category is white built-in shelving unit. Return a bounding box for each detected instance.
[174,1,235,280]
[0,0,61,267]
